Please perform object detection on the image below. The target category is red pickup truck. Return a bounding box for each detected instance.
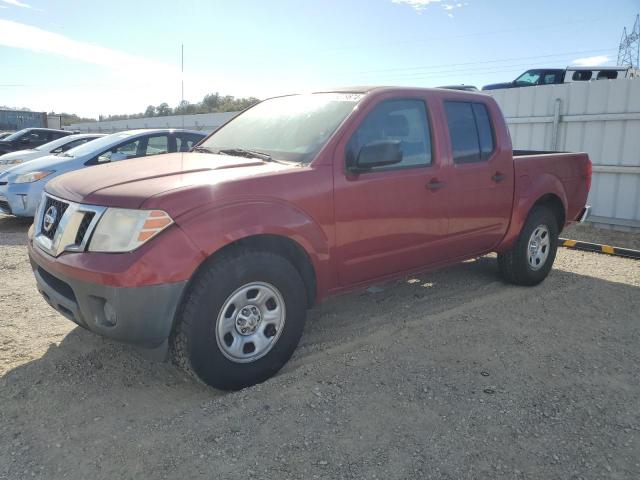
[27,87,591,390]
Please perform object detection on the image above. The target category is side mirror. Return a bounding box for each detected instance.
[348,140,402,173]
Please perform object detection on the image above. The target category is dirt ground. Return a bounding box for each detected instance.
[1,215,639,480]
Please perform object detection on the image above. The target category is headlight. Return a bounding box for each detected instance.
[88,208,173,252]
[13,171,54,183]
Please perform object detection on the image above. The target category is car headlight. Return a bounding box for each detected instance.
[88,208,173,252]
[13,171,54,183]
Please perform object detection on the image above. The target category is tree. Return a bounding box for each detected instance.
[62,92,260,125]
[156,103,171,116]
[201,93,220,112]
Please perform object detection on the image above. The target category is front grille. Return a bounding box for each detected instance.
[74,212,95,245]
[34,194,105,257]
[0,199,11,214]
[41,197,69,240]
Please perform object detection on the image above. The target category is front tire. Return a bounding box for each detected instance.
[498,206,559,286]
[171,250,308,390]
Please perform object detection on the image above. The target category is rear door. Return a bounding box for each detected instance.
[442,100,513,256]
[333,96,449,286]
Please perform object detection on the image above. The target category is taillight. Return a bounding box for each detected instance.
[585,159,592,192]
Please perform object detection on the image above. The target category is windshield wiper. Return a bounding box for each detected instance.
[219,148,279,162]
[193,145,219,154]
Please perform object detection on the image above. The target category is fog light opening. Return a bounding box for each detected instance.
[103,301,118,327]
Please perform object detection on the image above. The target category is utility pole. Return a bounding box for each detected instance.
[617,14,640,68]
[181,44,185,130]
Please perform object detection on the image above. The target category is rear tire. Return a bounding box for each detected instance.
[498,206,559,286]
[171,250,307,390]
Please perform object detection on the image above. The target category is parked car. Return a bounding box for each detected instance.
[0,131,12,140]
[27,87,591,390]
[482,66,633,90]
[0,129,205,217]
[0,133,106,173]
[0,128,72,155]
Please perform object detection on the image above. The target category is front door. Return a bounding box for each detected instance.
[333,97,449,286]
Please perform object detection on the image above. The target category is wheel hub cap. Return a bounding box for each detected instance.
[215,282,286,363]
[235,305,262,335]
[527,225,550,271]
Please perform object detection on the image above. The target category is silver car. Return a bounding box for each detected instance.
[0,129,206,217]
[0,133,106,173]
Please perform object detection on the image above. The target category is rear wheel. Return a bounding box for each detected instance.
[498,206,559,286]
[171,250,308,390]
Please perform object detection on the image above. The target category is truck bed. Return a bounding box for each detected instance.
[513,151,591,226]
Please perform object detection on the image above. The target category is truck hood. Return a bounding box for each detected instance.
[45,152,292,213]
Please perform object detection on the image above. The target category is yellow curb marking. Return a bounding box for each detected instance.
[601,245,615,254]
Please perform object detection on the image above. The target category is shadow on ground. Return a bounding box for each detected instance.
[2,253,639,479]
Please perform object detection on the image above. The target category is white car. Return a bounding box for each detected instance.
[0,133,105,173]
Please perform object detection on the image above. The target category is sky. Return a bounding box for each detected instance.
[1,0,638,118]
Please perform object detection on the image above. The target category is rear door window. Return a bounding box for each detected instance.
[444,101,495,164]
[97,139,142,163]
[28,130,50,143]
[572,70,593,81]
[597,70,618,80]
[145,135,170,156]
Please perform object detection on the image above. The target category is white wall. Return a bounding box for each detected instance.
[486,78,640,230]
[69,111,239,134]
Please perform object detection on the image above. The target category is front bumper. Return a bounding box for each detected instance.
[29,252,187,351]
[0,181,43,217]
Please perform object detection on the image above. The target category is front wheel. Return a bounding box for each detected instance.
[498,205,559,286]
[171,250,308,390]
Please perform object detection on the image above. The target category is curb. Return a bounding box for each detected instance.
[558,238,640,260]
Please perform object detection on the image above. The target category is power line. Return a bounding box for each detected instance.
[348,48,618,76]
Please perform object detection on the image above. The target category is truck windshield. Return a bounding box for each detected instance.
[199,93,363,164]
[514,70,542,86]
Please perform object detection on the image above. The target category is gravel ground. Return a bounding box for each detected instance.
[1,215,639,480]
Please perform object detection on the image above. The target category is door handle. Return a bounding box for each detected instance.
[491,172,506,183]
[426,179,445,191]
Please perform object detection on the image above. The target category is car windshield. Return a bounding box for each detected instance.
[199,93,364,163]
[61,131,139,157]
[514,70,542,86]
[34,135,79,151]
[3,129,30,141]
